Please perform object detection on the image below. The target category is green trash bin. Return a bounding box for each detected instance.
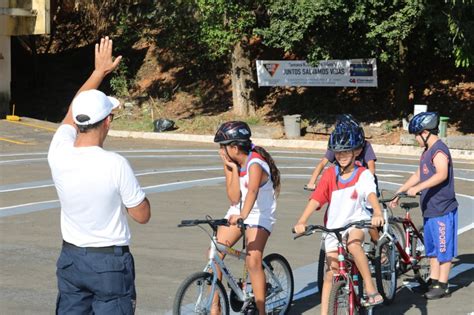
[439,116,449,138]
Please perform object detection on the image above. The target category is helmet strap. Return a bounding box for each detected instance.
[420,131,431,152]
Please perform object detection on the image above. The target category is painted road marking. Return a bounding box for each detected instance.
[1,120,57,132]
[1,175,472,234]
[0,137,30,145]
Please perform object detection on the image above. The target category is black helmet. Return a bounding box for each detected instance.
[214,121,251,145]
[408,112,439,135]
[328,123,365,152]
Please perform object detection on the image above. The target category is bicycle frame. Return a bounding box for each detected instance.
[206,235,249,305]
[378,199,425,267]
[332,233,364,315]
[205,234,286,311]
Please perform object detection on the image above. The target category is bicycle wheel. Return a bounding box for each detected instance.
[411,226,431,285]
[173,271,229,315]
[374,239,398,304]
[328,280,350,315]
[388,221,407,273]
[317,247,326,293]
[263,253,294,315]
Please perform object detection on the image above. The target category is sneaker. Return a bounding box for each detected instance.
[412,284,430,294]
[424,286,451,299]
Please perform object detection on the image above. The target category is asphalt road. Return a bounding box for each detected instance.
[1,118,473,314]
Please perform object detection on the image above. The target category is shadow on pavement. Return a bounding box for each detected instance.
[287,254,473,314]
[288,293,321,315]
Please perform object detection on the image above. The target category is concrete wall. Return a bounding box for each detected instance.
[0,0,51,36]
[0,35,11,117]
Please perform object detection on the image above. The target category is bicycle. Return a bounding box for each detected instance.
[374,193,430,303]
[173,217,294,315]
[293,220,375,315]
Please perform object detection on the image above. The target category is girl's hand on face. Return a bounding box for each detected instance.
[219,148,237,169]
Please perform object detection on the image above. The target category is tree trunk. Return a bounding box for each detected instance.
[395,40,409,115]
[231,40,257,117]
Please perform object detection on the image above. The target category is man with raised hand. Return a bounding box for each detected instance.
[48,36,151,314]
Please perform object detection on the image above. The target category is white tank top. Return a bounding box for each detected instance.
[225,152,277,232]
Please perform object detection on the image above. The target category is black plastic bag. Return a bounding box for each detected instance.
[153,118,175,132]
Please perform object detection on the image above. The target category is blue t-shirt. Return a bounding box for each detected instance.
[325,141,377,168]
[419,140,458,218]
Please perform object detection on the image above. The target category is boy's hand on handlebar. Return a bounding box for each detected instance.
[389,196,400,209]
[293,222,307,234]
[371,215,384,227]
[304,184,315,191]
[407,187,420,197]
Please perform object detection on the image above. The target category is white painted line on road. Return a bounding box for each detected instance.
[458,223,474,234]
[376,174,403,178]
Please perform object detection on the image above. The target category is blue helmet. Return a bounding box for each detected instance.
[408,112,439,135]
[336,114,360,128]
[336,114,365,139]
[328,123,365,152]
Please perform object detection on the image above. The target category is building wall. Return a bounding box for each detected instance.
[0,35,11,117]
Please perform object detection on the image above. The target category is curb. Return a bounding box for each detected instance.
[109,130,474,161]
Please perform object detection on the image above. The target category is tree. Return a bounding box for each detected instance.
[255,0,473,114]
[193,0,265,116]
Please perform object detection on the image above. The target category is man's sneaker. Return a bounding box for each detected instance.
[424,285,451,299]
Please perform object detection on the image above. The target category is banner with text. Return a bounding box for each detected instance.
[256,59,377,87]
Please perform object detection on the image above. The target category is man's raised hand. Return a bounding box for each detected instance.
[95,36,122,76]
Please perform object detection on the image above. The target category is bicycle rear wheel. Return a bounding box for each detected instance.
[173,271,229,315]
[374,239,398,304]
[263,253,294,315]
[388,221,407,273]
[412,226,431,285]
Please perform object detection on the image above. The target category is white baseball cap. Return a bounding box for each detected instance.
[72,89,120,126]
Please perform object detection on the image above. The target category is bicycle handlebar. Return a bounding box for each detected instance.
[378,192,420,204]
[178,218,228,229]
[303,185,315,192]
[292,220,373,240]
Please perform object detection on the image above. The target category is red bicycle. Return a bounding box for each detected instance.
[373,192,430,306]
[294,220,374,315]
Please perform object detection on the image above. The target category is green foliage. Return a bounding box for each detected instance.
[110,61,130,97]
[244,116,261,125]
[195,0,260,59]
[447,6,474,68]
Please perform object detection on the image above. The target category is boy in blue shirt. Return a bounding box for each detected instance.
[390,112,458,300]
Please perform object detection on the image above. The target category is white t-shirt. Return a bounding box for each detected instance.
[225,152,276,232]
[48,124,146,247]
[311,165,375,228]
[311,165,376,251]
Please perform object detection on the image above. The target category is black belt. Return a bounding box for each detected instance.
[62,240,130,254]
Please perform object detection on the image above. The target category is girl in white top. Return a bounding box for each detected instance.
[213,121,281,315]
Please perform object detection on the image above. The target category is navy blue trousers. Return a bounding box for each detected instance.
[56,244,136,314]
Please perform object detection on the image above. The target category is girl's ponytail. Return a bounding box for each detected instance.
[252,145,281,198]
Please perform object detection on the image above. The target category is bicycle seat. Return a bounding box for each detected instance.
[400,202,419,209]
